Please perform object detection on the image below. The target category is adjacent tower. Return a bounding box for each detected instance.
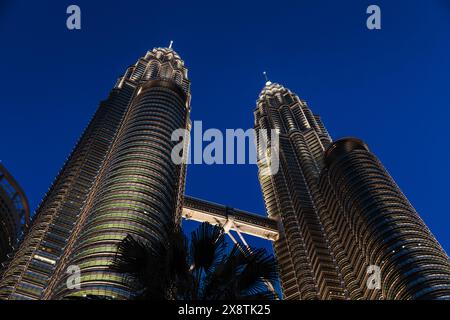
[47,48,191,299]
[321,138,450,299]
[0,164,30,267]
[255,81,450,300]
[0,47,191,300]
[255,82,346,300]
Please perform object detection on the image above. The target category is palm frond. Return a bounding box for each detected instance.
[110,223,279,301]
[166,228,192,299]
[236,248,279,295]
[190,223,226,273]
[111,235,172,299]
[202,245,278,300]
[110,235,153,276]
[202,245,248,299]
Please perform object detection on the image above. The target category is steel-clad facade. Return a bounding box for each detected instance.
[255,82,450,300]
[0,47,190,300]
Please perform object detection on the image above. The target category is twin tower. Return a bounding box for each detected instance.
[1,47,449,300]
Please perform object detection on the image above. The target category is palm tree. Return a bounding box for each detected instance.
[111,222,279,300]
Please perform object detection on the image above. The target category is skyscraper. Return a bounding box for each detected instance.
[255,82,450,300]
[0,164,29,267]
[321,138,450,299]
[0,47,190,300]
[2,46,449,300]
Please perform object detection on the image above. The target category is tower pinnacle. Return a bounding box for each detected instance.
[263,71,272,86]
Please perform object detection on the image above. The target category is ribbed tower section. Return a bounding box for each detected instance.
[321,138,450,299]
[45,48,191,299]
[0,73,134,300]
[254,82,347,300]
[0,47,190,300]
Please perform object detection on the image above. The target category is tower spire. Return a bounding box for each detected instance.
[263,71,272,86]
[169,40,173,49]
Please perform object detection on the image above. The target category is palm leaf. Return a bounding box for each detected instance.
[236,248,279,295]
[190,223,226,273]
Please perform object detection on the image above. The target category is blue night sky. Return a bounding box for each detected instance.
[1,0,449,259]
